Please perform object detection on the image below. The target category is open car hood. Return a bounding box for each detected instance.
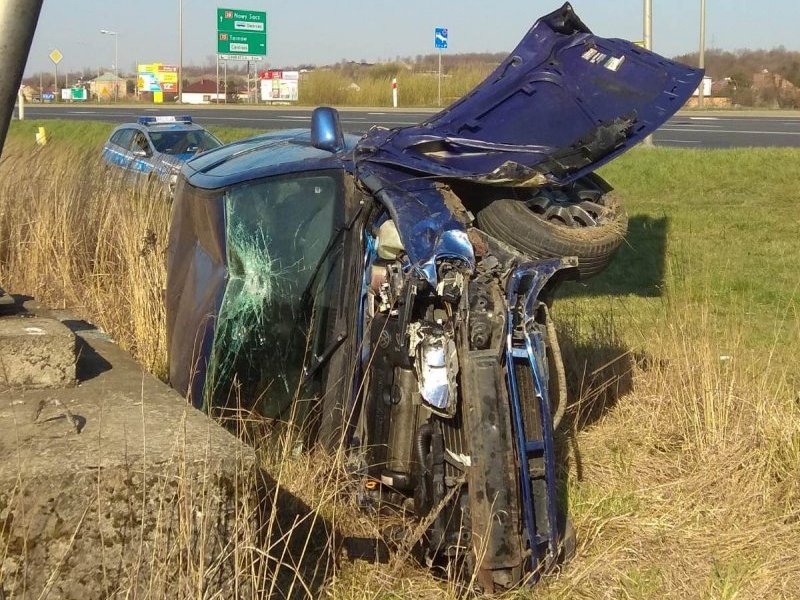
[356,3,703,187]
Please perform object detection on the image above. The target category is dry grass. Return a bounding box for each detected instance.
[1,137,799,598]
[0,139,170,378]
[299,65,493,108]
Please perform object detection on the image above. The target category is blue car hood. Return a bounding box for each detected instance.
[356,2,703,187]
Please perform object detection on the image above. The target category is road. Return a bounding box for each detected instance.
[17,104,800,149]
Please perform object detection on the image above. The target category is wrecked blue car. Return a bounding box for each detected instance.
[166,3,702,590]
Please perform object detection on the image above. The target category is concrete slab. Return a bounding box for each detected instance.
[0,316,76,389]
[0,311,257,599]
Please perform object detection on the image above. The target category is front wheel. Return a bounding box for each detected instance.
[475,175,627,279]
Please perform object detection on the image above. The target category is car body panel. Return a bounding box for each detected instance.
[356,3,703,187]
[182,129,360,189]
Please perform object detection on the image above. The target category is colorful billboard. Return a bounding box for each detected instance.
[259,70,299,102]
[137,64,179,95]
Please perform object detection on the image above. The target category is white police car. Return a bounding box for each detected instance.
[101,115,222,194]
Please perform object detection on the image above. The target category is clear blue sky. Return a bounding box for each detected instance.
[25,0,800,75]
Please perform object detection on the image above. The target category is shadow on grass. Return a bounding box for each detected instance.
[559,215,669,298]
[554,312,637,492]
[255,468,336,599]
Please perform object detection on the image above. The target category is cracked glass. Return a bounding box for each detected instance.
[205,170,345,417]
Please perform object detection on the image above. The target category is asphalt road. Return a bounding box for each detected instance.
[16,104,800,149]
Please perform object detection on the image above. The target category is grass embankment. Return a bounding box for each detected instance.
[1,122,798,598]
[298,65,493,107]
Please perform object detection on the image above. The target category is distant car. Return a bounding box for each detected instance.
[101,115,222,194]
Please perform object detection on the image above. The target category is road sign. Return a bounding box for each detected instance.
[49,49,63,65]
[434,27,448,50]
[217,8,267,59]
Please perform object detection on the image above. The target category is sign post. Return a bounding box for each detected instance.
[217,8,267,104]
[49,48,62,103]
[216,8,267,61]
[434,27,448,106]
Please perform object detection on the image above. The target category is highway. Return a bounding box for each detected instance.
[16,105,800,149]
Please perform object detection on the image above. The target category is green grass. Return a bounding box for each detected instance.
[558,147,800,357]
[4,119,269,149]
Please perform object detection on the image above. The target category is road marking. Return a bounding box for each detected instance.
[660,126,800,135]
[368,112,386,115]
[689,116,720,120]
[657,139,701,144]
[67,110,97,114]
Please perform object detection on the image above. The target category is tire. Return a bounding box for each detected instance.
[475,175,627,279]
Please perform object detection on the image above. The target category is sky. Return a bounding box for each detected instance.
[24,0,800,76]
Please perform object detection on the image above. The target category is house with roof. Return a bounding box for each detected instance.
[90,72,127,100]
[181,79,226,104]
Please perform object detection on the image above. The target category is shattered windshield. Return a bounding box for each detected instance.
[205,170,345,416]
[149,130,221,154]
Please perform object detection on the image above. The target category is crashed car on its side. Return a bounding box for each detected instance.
[166,3,702,590]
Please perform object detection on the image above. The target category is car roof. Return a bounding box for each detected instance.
[182,129,361,190]
[110,122,208,134]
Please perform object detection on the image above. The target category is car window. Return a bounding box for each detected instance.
[130,132,152,156]
[109,128,134,149]
[149,130,222,155]
[205,170,345,415]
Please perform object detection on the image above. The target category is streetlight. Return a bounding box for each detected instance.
[100,29,119,102]
[698,0,706,108]
[642,0,654,147]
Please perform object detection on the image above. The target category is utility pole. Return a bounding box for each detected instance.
[178,0,183,102]
[100,29,119,102]
[642,0,654,147]
[698,0,706,108]
[0,0,45,155]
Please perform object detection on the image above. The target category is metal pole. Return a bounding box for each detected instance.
[0,0,44,154]
[17,87,24,120]
[114,33,118,102]
[698,0,706,109]
[54,63,58,102]
[224,60,227,104]
[216,55,219,102]
[178,0,182,102]
[437,51,442,107]
[642,0,654,147]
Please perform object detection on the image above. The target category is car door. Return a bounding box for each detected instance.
[127,130,156,175]
[102,127,135,168]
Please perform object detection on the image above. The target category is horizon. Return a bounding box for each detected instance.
[25,1,800,76]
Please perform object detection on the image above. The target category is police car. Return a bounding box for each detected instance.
[101,115,222,194]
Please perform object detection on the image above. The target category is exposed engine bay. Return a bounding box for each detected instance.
[346,187,575,589]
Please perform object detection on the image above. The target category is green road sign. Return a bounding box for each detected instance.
[217,8,267,58]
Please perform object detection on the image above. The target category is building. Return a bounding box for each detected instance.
[180,79,226,104]
[90,72,127,100]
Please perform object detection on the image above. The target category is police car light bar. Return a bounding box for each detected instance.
[137,115,193,125]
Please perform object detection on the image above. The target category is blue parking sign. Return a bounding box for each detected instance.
[435,27,448,49]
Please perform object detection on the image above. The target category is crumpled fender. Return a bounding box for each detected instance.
[357,162,474,287]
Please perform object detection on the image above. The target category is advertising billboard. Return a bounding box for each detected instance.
[137,63,179,102]
[259,70,299,102]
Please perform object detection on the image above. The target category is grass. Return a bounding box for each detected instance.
[1,124,799,598]
[298,65,493,107]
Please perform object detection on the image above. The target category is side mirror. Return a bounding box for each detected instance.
[311,106,345,153]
